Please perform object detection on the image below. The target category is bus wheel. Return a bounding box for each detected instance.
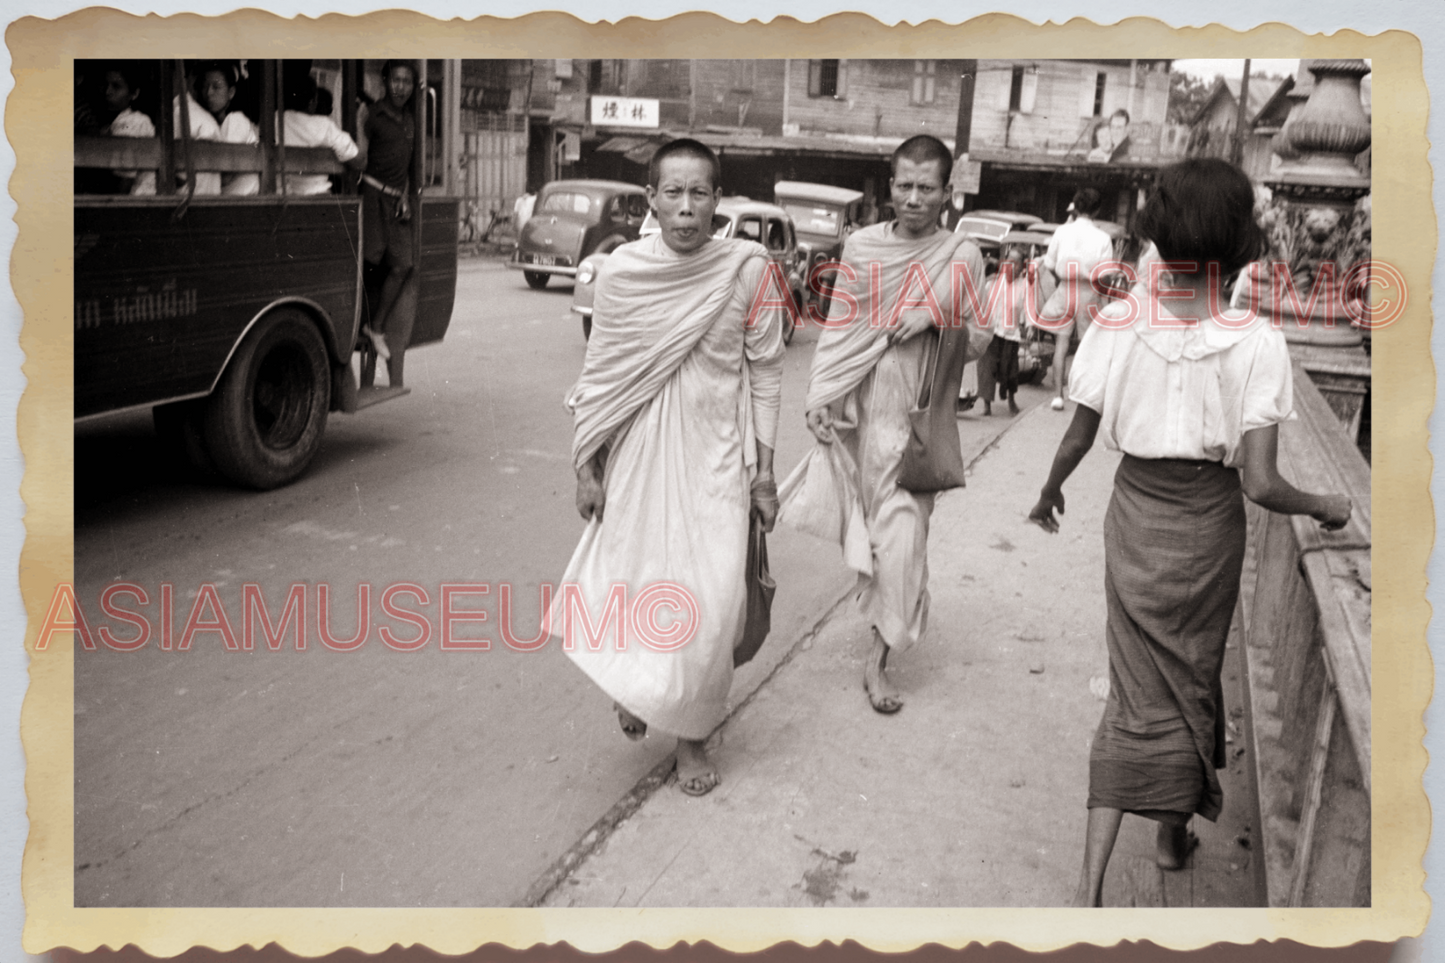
[153,399,215,476]
[205,308,331,490]
[523,271,549,290]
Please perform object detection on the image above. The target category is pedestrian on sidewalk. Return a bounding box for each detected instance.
[976,247,1037,416]
[797,134,985,714]
[1026,158,1352,907]
[359,59,417,384]
[552,139,786,797]
[1038,190,1114,412]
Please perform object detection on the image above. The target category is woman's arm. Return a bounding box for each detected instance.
[1239,424,1352,529]
[1028,405,1101,533]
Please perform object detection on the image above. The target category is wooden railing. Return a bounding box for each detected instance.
[1236,362,1371,906]
[74,136,345,181]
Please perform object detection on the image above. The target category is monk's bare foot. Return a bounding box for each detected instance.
[614,702,647,741]
[863,632,902,714]
[1156,823,1197,870]
[675,739,719,796]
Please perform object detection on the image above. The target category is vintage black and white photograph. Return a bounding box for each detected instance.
[63,49,1382,919]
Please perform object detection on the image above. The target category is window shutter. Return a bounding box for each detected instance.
[1020,71,1037,114]
[808,60,822,98]
[1079,64,1096,117]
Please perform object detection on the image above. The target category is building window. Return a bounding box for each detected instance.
[1093,72,1107,116]
[911,60,936,105]
[1009,65,1025,112]
[733,60,756,91]
[808,59,840,98]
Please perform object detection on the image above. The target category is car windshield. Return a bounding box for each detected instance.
[539,191,592,216]
[781,203,840,236]
[956,218,1011,243]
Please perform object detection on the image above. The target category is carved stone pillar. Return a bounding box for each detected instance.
[1259,60,1372,454]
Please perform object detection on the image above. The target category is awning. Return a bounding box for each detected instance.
[595,136,661,165]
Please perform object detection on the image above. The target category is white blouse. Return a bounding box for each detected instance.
[1067,287,1294,468]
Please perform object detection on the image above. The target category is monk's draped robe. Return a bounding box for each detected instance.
[550,234,785,740]
[784,223,984,653]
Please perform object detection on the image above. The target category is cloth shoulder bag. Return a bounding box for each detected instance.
[734,513,776,668]
[897,324,973,493]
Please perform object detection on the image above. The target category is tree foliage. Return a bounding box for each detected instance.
[1167,72,1214,123]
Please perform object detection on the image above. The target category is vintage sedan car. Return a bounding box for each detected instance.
[509,179,649,289]
[571,197,806,344]
[772,181,864,315]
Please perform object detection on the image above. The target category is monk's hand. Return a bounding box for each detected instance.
[575,464,606,523]
[886,311,934,347]
[1312,494,1352,532]
[1028,487,1065,534]
[750,474,779,533]
[806,407,835,445]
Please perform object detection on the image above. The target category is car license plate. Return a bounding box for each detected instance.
[533,254,556,266]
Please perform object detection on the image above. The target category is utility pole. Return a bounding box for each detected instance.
[1232,58,1251,167]
[953,59,978,159]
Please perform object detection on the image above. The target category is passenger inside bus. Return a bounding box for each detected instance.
[74,62,157,195]
[198,61,261,196]
[282,75,365,196]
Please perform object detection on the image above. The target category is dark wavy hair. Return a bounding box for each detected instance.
[1137,158,1267,278]
[1070,187,1103,218]
[648,138,722,191]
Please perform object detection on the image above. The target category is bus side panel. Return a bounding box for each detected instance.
[74,199,361,419]
[412,197,458,348]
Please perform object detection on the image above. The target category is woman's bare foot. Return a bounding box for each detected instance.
[863,630,902,713]
[1156,822,1198,870]
[675,738,719,796]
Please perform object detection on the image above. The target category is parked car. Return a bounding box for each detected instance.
[571,197,806,344]
[773,181,864,316]
[509,180,649,289]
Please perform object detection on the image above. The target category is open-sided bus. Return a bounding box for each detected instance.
[73,59,461,489]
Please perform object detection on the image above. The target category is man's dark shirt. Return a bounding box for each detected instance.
[364,98,414,189]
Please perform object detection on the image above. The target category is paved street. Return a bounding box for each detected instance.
[71,256,1043,908]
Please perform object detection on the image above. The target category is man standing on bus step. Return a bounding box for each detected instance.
[360,59,417,385]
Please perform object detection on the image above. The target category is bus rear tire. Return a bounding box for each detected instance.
[523,270,549,290]
[205,308,331,490]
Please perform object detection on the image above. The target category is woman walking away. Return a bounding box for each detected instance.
[1027,158,1352,907]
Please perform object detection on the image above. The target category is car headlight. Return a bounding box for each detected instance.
[576,261,596,285]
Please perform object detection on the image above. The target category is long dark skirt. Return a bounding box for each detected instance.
[977,336,1020,401]
[1087,455,1247,823]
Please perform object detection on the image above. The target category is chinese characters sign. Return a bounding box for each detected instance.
[590,96,660,128]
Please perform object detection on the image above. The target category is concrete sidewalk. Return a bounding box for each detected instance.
[532,402,1263,909]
